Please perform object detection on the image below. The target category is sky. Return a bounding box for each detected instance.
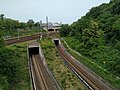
[0,0,110,24]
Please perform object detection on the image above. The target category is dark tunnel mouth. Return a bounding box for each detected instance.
[54,39,59,46]
[55,29,59,31]
[28,47,39,55]
[48,29,54,31]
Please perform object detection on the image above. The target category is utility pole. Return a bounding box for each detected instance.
[40,20,42,40]
[46,16,49,39]
[38,22,40,40]
[17,28,20,40]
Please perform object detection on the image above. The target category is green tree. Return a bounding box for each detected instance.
[34,22,40,29]
[59,24,72,37]
[0,14,4,21]
[19,22,26,29]
[112,18,120,41]
[0,37,20,89]
[27,19,34,29]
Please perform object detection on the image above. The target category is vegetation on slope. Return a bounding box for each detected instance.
[6,44,31,90]
[0,46,19,90]
[60,0,120,89]
[0,36,30,90]
[62,37,120,89]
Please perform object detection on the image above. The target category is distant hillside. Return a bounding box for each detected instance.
[70,0,120,44]
[86,0,120,43]
[60,0,120,89]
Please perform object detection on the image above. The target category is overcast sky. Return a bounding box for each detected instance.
[0,0,110,24]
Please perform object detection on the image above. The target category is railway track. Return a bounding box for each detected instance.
[5,32,116,90]
[5,31,58,45]
[54,40,116,90]
[31,54,53,90]
[28,43,60,90]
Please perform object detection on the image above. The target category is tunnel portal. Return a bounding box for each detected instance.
[54,39,59,46]
[28,46,39,55]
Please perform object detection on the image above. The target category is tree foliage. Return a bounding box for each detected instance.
[59,24,72,37]
[0,14,42,38]
[27,19,34,29]
[60,0,120,77]
[0,38,20,90]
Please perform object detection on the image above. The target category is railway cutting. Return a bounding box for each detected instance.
[28,41,61,90]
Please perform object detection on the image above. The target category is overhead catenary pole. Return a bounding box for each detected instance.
[40,20,42,40]
[46,16,49,39]
[38,22,40,40]
[17,28,20,40]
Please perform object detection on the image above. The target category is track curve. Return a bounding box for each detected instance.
[54,40,116,90]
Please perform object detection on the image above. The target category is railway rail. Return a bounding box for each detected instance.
[28,43,60,90]
[31,54,53,90]
[54,39,116,90]
[5,31,58,45]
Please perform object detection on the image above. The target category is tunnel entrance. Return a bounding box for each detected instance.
[48,29,54,31]
[28,46,39,55]
[54,39,59,46]
[55,29,59,31]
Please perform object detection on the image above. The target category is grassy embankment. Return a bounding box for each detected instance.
[62,37,120,89]
[6,43,31,90]
[40,38,88,90]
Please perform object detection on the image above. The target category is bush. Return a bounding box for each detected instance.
[0,38,20,89]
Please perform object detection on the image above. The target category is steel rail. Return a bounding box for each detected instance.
[55,44,115,90]
[5,32,59,45]
[32,55,50,90]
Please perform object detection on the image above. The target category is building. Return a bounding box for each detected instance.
[42,22,62,31]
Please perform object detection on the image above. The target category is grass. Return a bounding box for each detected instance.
[40,38,87,90]
[6,43,31,90]
[62,37,120,89]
